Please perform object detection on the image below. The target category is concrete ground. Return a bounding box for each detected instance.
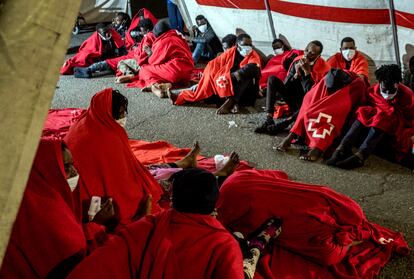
[53,31,414,278]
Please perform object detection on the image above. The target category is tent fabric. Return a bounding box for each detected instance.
[79,0,128,24]
[217,169,410,279]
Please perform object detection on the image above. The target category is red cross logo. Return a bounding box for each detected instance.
[307,112,335,139]
[216,75,229,88]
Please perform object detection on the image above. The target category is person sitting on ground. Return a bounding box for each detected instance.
[169,33,262,114]
[189,15,223,64]
[255,40,330,135]
[64,88,163,225]
[125,8,158,50]
[276,69,366,161]
[327,37,369,86]
[327,64,414,169]
[61,23,126,75]
[403,55,414,91]
[74,19,155,79]
[217,169,409,279]
[112,12,131,39]
[259,39,303,90]
[126,20,194,98]
[221,34,237,52]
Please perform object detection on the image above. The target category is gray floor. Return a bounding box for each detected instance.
[53,31,414,278]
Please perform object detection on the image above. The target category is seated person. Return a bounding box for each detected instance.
[259,39,303,90]
[276,69,366,161]
[112,12,131,39]
[189,15,223,64]
[126,20,194,98]
[403,55,414,91]
[327,64,414,169]
[221,34,237,52]
[125,8,158,50]
[327,37,369,85]
[64,88,163,225]
[217,169,409,279]
[255,40,330,135]
[170,34,262,114]
[61,23,126,75]
[74,19,155,79]
[0,139,115,278]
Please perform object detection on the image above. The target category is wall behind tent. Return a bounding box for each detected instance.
[80,0,128,24]
[180,0,414,68]
[131,0,168,19]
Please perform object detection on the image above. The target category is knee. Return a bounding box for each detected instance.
[267,75,282,88]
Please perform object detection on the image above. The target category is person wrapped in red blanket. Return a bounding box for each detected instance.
[73,19,155,79]
[217,169,410,279]
[327,64,414,169]
[255,40,331,135]
[125,8,158,50]
[170,33,262,114]
[123,20,193,96]
[276,69,366,161]
[328,37,370,86]
[61,23,126,75]
[67,168,246,279]
[0,139,115,278]
[64,88,162,225]
[259,39,303,89]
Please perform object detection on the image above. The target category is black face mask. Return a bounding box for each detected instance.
[153,20,171,38]
[325,68,352,93]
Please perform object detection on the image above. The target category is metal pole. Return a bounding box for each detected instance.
[388,0,401,66]
[264,0,276,40]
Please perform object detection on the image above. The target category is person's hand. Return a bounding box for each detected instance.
[231,71,241,82]
[298,57,311,75]
[143,45,152,56]
[191,25,198,32]
[92,198,116,226]
[294,62,302,79]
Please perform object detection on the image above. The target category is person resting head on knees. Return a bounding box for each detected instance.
[327,64,414,169]
[327,37,369,85]
[221,34,237,52]
[112,12,131,38]
[255,40,330,135]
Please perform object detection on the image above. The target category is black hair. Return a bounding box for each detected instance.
[272,38,291,50]
[153,19,171,37]
[375,64,402,83]
[195,15,206,21]
[236,33,251,44]
[340,37,355,47]
[308,40,323,54]
[137,18,154,31]
[221,34,237,47]
[96,23,108,32]
[116,12,131,26]
[112,89,128,120]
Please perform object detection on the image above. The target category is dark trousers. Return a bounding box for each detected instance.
[341,120,384,159]
[232,64,260,106]
[265,76,305,115]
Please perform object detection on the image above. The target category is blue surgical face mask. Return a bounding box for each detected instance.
[238,44,252,57]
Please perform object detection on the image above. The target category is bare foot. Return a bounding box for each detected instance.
[299,148,323,162]
[276,133,294,152]
[151,84,167,98]
[230,103,239,114]
[115,74,134,84]
[167,88,178,104]
[142,85,152,92]
[145,195,153,215]
[217,98,236,114]
[174,141,201,169]
[213,152,240,177]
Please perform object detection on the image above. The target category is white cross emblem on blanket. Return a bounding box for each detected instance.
[216,75,229,88]
[307,112,335,139]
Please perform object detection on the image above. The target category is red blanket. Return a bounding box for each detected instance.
[64,88,162,224]
[42,109,86,140]
[125,8,158,50]
[259,49,304,89]
[175,46,262,105]
[357,84,414,159]
[328,51,370,86]
[67,209,244,279]
[290,72,366,152]
[106,32,156,74]
[217,169,410,279]
[60,29,124,75]
[127,30,194,88]
[0,140,86,278]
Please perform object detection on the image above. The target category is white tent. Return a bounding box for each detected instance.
[79,0,130,24]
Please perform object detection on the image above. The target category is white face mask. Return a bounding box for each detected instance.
[238,44,252,57]
[380,84,398,100]
[198,24,208,33]
[116,117,127,128]
[98,32,112,41]
[342,49,356,61]
[67,175,80,192]
[274,48,284,55]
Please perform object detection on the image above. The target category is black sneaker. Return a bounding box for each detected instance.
[336,154,365,170]
[254,117,275,134]
[326,148,353,166]
[266,118,292,135]
[74,67,91,78]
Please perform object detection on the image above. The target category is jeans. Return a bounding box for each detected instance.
[167,2,184,32]
[192,42,213,64]
[88,61,113,77]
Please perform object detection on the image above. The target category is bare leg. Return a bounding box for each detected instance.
[167,89,178,104]
[213,152,240,177]
[115,74,134,84]
[174,141,200,169]
[145,195,153,215]
[299,148,323,162]
[276,132,294,152]
[217,97,236,114]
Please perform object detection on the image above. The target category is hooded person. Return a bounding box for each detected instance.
[255,40,331,135]
[328,37,370,86]
[125,20,194,96]
[64,88,163,225]
[112,12,131,39]
[276,68,366,161]
[170,33,262,114]
[67,168,246,279]
[125,8,158,50]
[327,64,414,169]
[61,23,126,75]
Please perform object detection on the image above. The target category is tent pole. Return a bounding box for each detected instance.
[264,0,276,40]
[388,0,401,66]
